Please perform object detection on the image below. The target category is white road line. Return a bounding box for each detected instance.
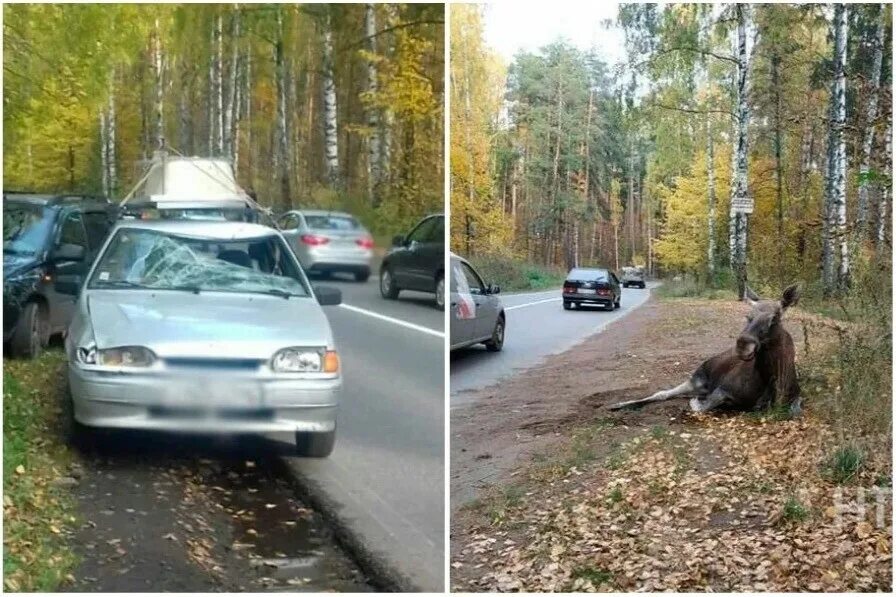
[504,297,561,311]
[339,303,445,338]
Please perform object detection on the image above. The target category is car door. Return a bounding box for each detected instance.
[462,261,499,339]
[406,215,443,291]
[48,210,90,331]
[449,257,475,347]
[394,216,435,289]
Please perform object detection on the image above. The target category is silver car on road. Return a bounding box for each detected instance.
[449,254,505,352]
[277,210,374,282]
[60,220,343,457]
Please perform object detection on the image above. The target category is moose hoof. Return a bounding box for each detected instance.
[689,397,711,412]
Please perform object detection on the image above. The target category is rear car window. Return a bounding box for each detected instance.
[3,203,54,256]
[567,268,607,281]
[304,214,360,231]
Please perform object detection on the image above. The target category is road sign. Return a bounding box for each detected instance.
[731,195,754,214]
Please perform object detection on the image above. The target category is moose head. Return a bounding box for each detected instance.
[736,284,801,361]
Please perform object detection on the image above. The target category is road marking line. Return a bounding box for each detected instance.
[339,303,445,338]
[505,297,560,310]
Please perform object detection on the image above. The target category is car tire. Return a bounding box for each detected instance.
[11,301,48,359]
[563,301,572,310]
[614,295,621,309]
[484,315,505,352]
[354,268,371,283]
[434,273,445,310]
[380,267,400,299]
[295,429,336,458]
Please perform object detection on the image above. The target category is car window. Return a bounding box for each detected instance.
[568,268,606,281]
[3,203,54,256]
[461,262,485,295]
[304,214,361,231]
[83,212,112,251]
[425,216,445,244]
[407,217,437,243]
[59,212,88,247]
[278,214,300,230]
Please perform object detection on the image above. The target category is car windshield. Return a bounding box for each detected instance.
[3,203,54,256]
[568,268,607,281]
[88,228,309,297]
[304,214,360,231]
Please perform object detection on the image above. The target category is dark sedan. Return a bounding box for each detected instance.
[379,214,445,309]
[562,267,622,311]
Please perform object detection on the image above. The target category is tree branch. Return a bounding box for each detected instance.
[645,102,736,118]
[339,20,444,53]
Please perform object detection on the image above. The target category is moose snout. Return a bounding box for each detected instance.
[736,336,758,361]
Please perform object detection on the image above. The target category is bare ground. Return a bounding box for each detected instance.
[450,297,892,592]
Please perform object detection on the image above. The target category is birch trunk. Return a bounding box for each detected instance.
[833,4,849,289]
[152,18,164,149]
[706,113,715,276]
[772,52,784,284]
[224,5,240,162]
[208,25,215,155]
[233,53,242,176]
[275,7,290,209]
[877,115,891,246]
[365,3,381,204]
[857,4,884,239]
[322,10,340,188]
[100,109,108,198]
[107,78,117,196]
[215,12,224,155]
[731,4,751,298]
[245,44,252,186]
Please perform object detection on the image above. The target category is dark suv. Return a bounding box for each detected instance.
[3,193,115,357]
[380,214,445,309]
[562,267,622,311]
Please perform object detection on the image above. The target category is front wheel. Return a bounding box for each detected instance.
[11,301,47,359]
[380,267,400,299]
[434,273,445,310]
[484,316,505,352]
[563,301,572,310]
[295,429,336,458]
[60,381,93,451]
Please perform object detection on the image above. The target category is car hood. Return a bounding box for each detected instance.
[3,253,40,280]
[85,290,335,359]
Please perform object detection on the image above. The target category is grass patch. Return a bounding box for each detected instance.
[821,444,867,485]
[465,252,566,292]
[781,496,810,523]
[570,565,613,587]
[655,271,733,300]
[3,349,79,591]
[606,486,624,504]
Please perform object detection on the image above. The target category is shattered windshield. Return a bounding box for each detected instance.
[88,228,309,297]
[3,203,54,256]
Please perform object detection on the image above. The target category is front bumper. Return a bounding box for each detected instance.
[68,363,340,434]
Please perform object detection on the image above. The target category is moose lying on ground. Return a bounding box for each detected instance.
[609,284,802,416]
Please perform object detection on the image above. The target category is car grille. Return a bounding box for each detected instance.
[163,358,264,371]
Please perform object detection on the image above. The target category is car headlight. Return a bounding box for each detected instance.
[271,347,339,373]
[78,345,156,367]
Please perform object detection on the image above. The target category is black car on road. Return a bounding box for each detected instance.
[562,267,622,311]
[380,214,445,309]
[3,193,115,358]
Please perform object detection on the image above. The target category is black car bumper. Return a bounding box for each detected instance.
[563,293,613,306]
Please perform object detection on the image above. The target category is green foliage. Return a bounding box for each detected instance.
[781,496,810,523]
[469,252,566,292]
[821,445,867,485]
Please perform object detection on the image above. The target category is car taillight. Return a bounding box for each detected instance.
[563,285,575,293]
[301,234,330,246]
[598,289,609,296]
[356,237,374,249]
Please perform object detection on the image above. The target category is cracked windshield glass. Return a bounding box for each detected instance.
[89,228,308,296]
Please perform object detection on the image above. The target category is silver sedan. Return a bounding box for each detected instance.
[60,220,343,457]
[277,210,374,282]
[449,254,505,352]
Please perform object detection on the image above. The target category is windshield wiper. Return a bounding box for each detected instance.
[93,280,151,290]
[255,288,302,299]
[169,284,202,294]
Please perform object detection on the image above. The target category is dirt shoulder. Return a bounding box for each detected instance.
[450,297,892,592]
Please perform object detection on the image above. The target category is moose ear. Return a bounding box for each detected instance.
[743,286,760,306]
[781,284,801,309]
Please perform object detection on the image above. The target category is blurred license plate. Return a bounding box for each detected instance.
[578,289,596,295]
[170,381,262,408]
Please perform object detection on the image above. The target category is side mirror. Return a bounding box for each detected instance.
[314,285,342,306]
[55,274,83,296]
[51,243,85,262]
[391,235,405,247]
[488,284,501,295]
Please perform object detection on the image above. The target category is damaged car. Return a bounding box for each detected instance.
[60,219,343,457]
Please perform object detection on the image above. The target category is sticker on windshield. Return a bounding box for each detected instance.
[453,262,476,320]
[98,271,110,281]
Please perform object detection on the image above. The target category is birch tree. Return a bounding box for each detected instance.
[322,9,340,188]
[224,5,240,162]
[731,4,752,299]
[365,3,381,204]
[856,4,884,241]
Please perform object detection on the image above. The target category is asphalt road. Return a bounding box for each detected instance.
[281,269,445,592]
[450,282,658,402]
